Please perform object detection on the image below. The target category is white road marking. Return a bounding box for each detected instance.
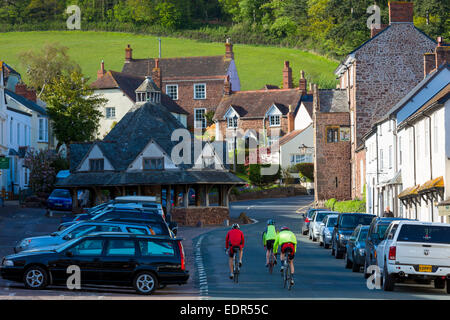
[194,235,208,297]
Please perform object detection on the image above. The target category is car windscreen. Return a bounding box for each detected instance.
[327,217,337,226]
[316,212,330,221]
[340,215,374,228]
[50,189,70,198]
[397,225,450,244]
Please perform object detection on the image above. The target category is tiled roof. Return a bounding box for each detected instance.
[91,71,187,115]
[5,89,47,115]
[318,89,349,113]
[214,89,303,120]
[122,56,231,79]
[279,124,311,146]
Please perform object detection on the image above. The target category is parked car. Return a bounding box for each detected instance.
[309,211,337,242]
[319,214,338,249]
[1,233,189,295]
[301,208,328,235]
[344,225,369,272]
[363,216,411,278]
[58,209,162,231]
[47,189,72,211]
[14,221,165,253]
[374,221,450,292]
[331,213,375,259]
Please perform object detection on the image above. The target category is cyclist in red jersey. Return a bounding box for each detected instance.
[225,223,245,279]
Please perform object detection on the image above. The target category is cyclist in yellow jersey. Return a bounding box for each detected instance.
[274,226,297,285]
[262,219,277,267]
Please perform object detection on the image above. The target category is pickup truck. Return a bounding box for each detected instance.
[375,220,450,292]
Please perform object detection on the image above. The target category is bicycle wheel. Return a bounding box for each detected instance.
[233,249,240,283]
[283,257,288,288]
[268,250,274,274]
[287,263,293,290]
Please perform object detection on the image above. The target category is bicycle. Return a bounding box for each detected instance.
[232,246,240,283]
[282,248,293,290]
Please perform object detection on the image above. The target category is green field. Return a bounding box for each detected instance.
[0,31,338,90]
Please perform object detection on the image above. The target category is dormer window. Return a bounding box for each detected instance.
[136,76,161,104]
[227,115,238,128]
[143,157,164,170]
[269,115,280,127]
[90,159,104,171]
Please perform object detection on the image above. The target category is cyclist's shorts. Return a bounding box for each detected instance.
[229,245,241,258]
[266,240,275,250]
[281,243,295,260]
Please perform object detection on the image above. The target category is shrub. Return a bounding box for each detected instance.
[325,198,337,210]
[333,200,366,213]
[296,163,314,182]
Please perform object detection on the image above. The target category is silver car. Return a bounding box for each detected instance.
[309,211,337,242]
[14,221,157,253]
[319,214,338,249]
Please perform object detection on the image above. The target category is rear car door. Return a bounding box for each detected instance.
[137,239,181,281]
[101,238,139,284]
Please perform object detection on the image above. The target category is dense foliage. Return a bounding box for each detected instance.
[325,197,366,213]
[0,0,447,58]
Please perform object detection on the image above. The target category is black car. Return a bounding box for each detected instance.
[363,216,411,278]
[1,233,188,295]
[331,213,375,259]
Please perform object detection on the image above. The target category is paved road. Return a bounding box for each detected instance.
[197,196,450,300]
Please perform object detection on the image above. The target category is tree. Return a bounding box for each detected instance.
[24,148,57,194]
[42,71,106,151]
[18,42,81,97]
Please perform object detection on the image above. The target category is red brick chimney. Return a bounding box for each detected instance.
[225,38,234,60]
[389,1,414,24]
[435,37,450,68]
[283,61,293,89]
[152,58,162,90]
[97,60,106,80]
[287,105,295,133]
[423,52,436,77]
[15,83,36,102]
[224,75,232,95]
[370,24,388,38]
[125,44,133,62]
[298,70,307,94]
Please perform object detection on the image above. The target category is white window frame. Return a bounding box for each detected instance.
[269,114,281,127]
[194,108,207,129]
[166,84,178,100]
[38,117,48,143]
[194,83,206,100]
[105,107,116,119]
[227,116,238,128]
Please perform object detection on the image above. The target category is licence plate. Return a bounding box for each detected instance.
[419,265,432,272]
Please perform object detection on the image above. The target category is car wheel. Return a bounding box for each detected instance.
[23,266,49,290]
[363,259,370,279]
[312,234,317,242]
[446,279,450,294]
[319,240,323,247]
[324,241,330,249]
[309,232,312,240]
[133,271,158,295]
[302,229,308,235]
[434,278,445,289]
[382,264,395,291]
[344,252,352,269]
[331,241,335,256]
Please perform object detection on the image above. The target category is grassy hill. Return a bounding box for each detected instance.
[0,31,339,91]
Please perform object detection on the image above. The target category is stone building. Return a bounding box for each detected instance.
[312,85,351,201]
[334,1,436,200]
[57,77,245,226]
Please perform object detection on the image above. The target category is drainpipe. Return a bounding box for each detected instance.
[375,127,379,216]
[407,123,418,220]
[392,118,398,216]
[423,114,433,222]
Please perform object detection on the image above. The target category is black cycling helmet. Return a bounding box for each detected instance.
[232,223,240,229]
[280,226,290,231]
[267,219,275,225]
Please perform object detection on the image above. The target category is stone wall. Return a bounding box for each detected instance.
[171,206,229,226]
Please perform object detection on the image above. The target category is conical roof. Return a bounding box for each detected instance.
[135,76,160,93]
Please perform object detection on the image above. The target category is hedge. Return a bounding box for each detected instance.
[325,198,366,213]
